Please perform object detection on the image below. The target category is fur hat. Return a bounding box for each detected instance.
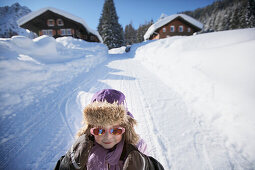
[83,101,128,127]
[77,89,139,145]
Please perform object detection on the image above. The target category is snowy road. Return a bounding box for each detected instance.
[49,54,250,169]
[80,54,251,170]
[1,50,253,169]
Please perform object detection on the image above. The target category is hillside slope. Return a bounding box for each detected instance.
[0,3,34,38]
[183,0,255,31]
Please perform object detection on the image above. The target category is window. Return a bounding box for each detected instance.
[188,27,191,32]
[60,29,72,35]
[162,27,166,32]
[57,19,64,26]
[60,29,66,35]
[66,29,72,35]
[90,35,95,41]
[179,25,183,32]
[170,26,175,32]
[42,30,47,35]
[76,30,81,38]
[42,29,53,36]
[47,19,55,26]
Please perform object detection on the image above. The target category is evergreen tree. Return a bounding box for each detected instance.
[246,0,255,27]
[231,7,240,29]
[182,0,255,32]
[222,9,230,30]
[136,20,153,42]
[123,20,153,45]
[97,0,124,49]
[124,22,137,45]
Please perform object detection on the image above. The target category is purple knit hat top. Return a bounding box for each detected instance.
[91,89,134,118]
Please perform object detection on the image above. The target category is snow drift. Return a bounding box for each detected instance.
[0,35,107,116]
[135,28,255,166]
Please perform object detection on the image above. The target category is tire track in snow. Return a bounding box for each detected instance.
[0,60,111,169]
[119,68,158,158]
[134,79,171,169]
[129,62,172,169]
[0,99,62,169]
[193,131,213,170]
[29,72,103,168]
[28,62,113,168]
[85,56,164,161]
[104,56,233,169]
[101,57,172,169]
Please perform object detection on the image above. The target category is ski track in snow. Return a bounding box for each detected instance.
[1,53,253,169]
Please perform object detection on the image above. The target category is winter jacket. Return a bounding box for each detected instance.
[54,134,155,170]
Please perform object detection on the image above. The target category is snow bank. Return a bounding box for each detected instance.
[135,28,255,164]
[0,35,108,116]
[108,46,126,54]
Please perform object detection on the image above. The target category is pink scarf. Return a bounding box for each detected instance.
[87,138,124,170]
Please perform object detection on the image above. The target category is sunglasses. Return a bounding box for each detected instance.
[90,127,125,136]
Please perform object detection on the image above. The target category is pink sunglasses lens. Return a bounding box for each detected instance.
[110,128,124,135]
[91,127,124,135]
[92,128,105,135]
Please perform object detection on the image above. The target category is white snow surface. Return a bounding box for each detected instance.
[144,13,203,40]
[0,28,255,169]
[0,35,107,115]
[108,46,126,54]
[17,7,103,42]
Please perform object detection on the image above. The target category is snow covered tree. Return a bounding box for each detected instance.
[230,7,240,29]
[97,0,124,49]
[182,0,255,32]
[123,20,154,45]
[124,22,137,45]
[246,0,255,27]
[136,20,153,42]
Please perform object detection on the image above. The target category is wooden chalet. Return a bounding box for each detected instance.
[17,7,102,43]
[144,14,203,40]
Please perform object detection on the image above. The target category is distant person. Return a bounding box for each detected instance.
[54,89,164,170]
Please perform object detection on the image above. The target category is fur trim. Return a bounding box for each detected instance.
[77,101,139,145]
[83,101,128,127]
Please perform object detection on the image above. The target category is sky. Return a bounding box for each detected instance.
[0,0,215,31]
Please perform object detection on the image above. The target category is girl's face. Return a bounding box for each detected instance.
[92,125,123,149]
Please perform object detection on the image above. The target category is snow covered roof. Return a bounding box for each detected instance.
[144,14,203,40]
[17,7,103,42]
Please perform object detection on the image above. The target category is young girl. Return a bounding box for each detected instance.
[55,89,161,170]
